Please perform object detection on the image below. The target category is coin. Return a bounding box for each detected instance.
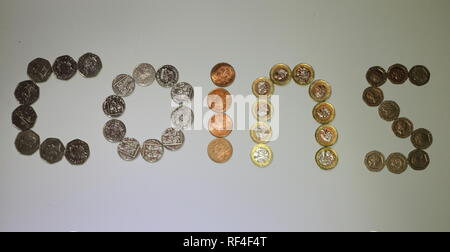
[251,144,273,167]
[250,122,272,144]
[103,119,126,143]
[378,100,400,122]
[211,63,236,87]
[12,105,37,131]
[207,88,232,113]
[392,117,414,139]
[315,125,338,147]
[366,66,387,87]
[252,100,273,121]
[313,102,335,124]
[207,138,233,163]
[78,53,102,78]
[103,95,126,118]
[53,55,78,81]
[15,130,40,155]
[386,153,408,174]
[156,65,179,88]
[141,139,164,163]
[252,77,274,98]
[270,64,292,85]
[65,139,90,165]
[364,151,385,172]
[315,147,338,170]
[309,80,332,102]
[112,74,135,97]
[15,80,39,105]
[409,65,430,86]
[411,128,433,150]
[27,58,52,83]
[161,128,185,151]
[208,113,233,138]
[293,63,315,86]
[118,138,141,161]
[171,105,194,130]
[132,63,156,86]
[40,138,65,164]
[388,64,409,85]
[363,87,384,107]
[408,149,430,171]
[171,82,194,104]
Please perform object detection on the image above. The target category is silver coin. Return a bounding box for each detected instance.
[27,58,53,83]
[15,80,39,105]
[112,74,135,97]
[117,138,140,161]
[53,55,78,81]
[65,139,90,165]
[133,63,156,86]
[156,65,179,88]
[15,130,40,155]
[171,82,194,104]
[78,53,102,78]
[161,128,185,151]
[40,138,65,164]
[12,105,37,131]
[103,119,126,143]
[103,95,126,118]
[141,139,164,163]
[171,105,194,130]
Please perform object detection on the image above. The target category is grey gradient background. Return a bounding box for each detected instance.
[1,0,450,232]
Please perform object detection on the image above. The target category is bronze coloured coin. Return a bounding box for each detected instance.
[408,149,430,171]
[388,64,409,85]
[270,64,292,86]
[411,128,433,150]
[315,125,338,147]
[366,66,387,87]
[309,80,332,102]
[363,87,384,107]
[252,77,274,98]
[313,102,335,124]
[364,151,385,172]
[208,113,233,138]
[378,100,400,122]
[210,63,235,87]
[207,138,233,163]
[293,63,315,86]
[409,65,430,86]
[386,153,408,174]
[207,88,231,113]
[392,117,414,139]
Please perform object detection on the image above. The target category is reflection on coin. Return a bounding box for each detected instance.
[252,100,273,121]
[411,128,433,150]
[103,95,126,118]
[40,138,65,164]
[386,153,408,174]
[78,53,102,78]
[252,77,274,98]
[293,63,315,86]
[409,65,430,86]
[378,100,400,122]
[208,138,233,163]
[15,130,40,155]
[251,144,273,167]
[250,122,272,144]
[142,139,164,163]
[118,138,140,161]
[315,125,338,147]
[171,82,194,104]
[15,80,39,105]
[208,113,233,138]
[309,80,332,102]
[27,58,52,83]
[313,102,335,124]
[171,106,194,130]
[12,105,37,131]
[270,64,292,86]
[207,88,231,113]
[315,147,338,170]
[388,64,409,85]
[133,63,156,86]
[156,65,179,88]
[65,139,90,165]
[103,119,126,143]
[161,128,185,151]
[364,151,385,172]
[53,55,78,81]
[210,63,236,87]
[408,149,430,171]
[363,87,384,107]
[392,117,414,139]
[366,66,387,87]
[112,74,135,97]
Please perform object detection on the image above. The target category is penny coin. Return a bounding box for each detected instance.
[112,74,135,97]
[270,64,292,86]
[52,55,78,81]
[161,128,185,151]
[65,139,90,165]
[103,119,127,143]
[388,64,409,85]
[207,88,231,113]
[27,58,52,83]
[315,125,338,147]
[251,144,273,167]
[40,138,65,164]
[386,153,408,174]
[363,87,384,107]
[156,65,179,88]
[142,139,164,163]
[210,63,236,87]
[378,100,400,122]
[364,151,385,172]
[293,63,315,86]
[392,117,414,139]
[315,147,338,170]
[408,149,430,171]
[103,95,126,118]
[313,102,335,124]
[252,77,274,98]
[411,128,433,150]
[309,80,332,102]
[15,80,40,105]
[117,138,141,161]
[12,105,37,131]
[132,63,156,86]
[208,113,233,138]
[250,122,272,144]
[78,53,102,78]
[409,65,430,86]
[207,138,233,163]
[252,100,273,121]
[171,105,194,130]
[366,66,387,87]
[15,130,40,155]
[171,82,194,104]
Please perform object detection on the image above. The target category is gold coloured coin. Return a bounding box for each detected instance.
[250,122,273,144]
[315,147,339,170]
[315,125,338,147]
[309,80,332,102]
[313,102,335,124]
[252,99,273,121]
[252,77,274,98]
[270,64,292,86]
[251,144,273,167]
[293,63,315,86]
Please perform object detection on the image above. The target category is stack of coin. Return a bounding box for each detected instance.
[363,64,432,174]
[13,53,101,165]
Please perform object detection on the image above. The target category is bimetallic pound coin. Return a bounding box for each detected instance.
[156,65,179,88]
[411,128,433,150]
[378,100,400,122]
[78,53,102,78]
[171,106,194,130]
[208,113,233,138]
[53,55,78,81]
[15,80,39,105]
[386,153,408,174]
[12,105,37,131]
[208,138,233,163]
[141,139,164,163]
[313,102,335,124]
[171,82,194,105]
[293,63,315,86]
[392,117,414,139]
[363,87,384,107]
[250,122,272,144]
[118,138,140,161]
[252,100,273,121]
[40,138,65,164]
[210,63,236,87]
[27,58,52,83]
[315,125,338,147]
[409,65,430,86]
[103,95,126,118]
[364,151,385,172]
[315,147,338,170]
[408,149,430,171]
[309,80,332,102]
[112,74,135,97]
[161,128,185,151]
[133,63,156,86]
[15,130,40,155]
[103,119,127,143]
[65,139,90,165]
[251,144,273,167]
[388,64,409,85]
[207,88,232,113]
[270,64,292,86]
[366,66,387,87]
[252,77,274,98]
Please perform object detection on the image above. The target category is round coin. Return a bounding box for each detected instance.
[251,144,273,167]
[315,125,338,147]
[161,128,185,151]
[386,153,408,174]
[363,87,384,107]
[112,74,135,97]
[250,122,272,144]
[156,65,179,88]
[65,139,90,165]
[40,138,65,164]
[270,64,292,86]
[208,113,233,138]
[207,138,233,163]
[293,63,315,86]
[15,80,40,105]
[210,63,236,87]
[78,53,102,78]
[313,102,335,124]
[103,95,126,118]
[252,77,274,98]
[171,105,194,130]
[378,100,400,122]
[408,149,430,171]
[366,66,387,87]
[411,128,433,150]
[207,88,232,113]
[315,147,339,170]
[27,58,52,83]
[15,130,40,155]
[364,151,385,172]
[392,117,414,139]
[52,55,78,81]
[309,80,332,102]
[103,119,127,143]
[133,63,156,86]
[252,100,273,121]
[141,139,164,163]
[171,82,194,104]
[117,138,141,161]
[388,64,409,85]
[12,105,37,131]
[409,65,430,86]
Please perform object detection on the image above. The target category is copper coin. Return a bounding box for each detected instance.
[207,138,233,163]
[252,77,274,98]
[210,63,235,87]
[207,88,231,113]
[313,102,335,124]
[386,153,408,174]
[411,128,433,150]
[293,63,315,86]
[270,64,292,86]
[408,149,430,171]
[392,117,414,139]
[366,66,387,87]
[409,65,430,86]
[365,151,385,172]
[309,80,332,102]
[378,100,400,122]
[388,64,409,84]
[363,87,384,107]
[208,113,233,138]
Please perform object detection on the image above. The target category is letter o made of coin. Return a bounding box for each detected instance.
[171,82,194,104]
[103,119,127,143]
[171,106,194,130]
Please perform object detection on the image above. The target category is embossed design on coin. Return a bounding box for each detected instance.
[40,138,65,164]
[386,153,408,174]
[365,151,385,172]
[161,128,185,151]
[112,74,135,97]
[171,82,194,104]
[156,65,179,88]
[141,139,164,163]
[315,125,338,147]
[15,130,40,155]
[133,63,156,87]
[65,139,90,165]
[250,122,272,144]
[270,64,292,85]
[27,58,52,83]
[103,95,126,118]
[378,100,400,122]
[411,128,433,150]
[118,138,140,161]
[252,100,273,121]
[208,138,233,163]
[409,65,430,86]
[15,80,39,105]
[313,102,335,124]
[207,88,232,113]
[309,80,332,102]
[392,117,414,139]
[171,106,194,130]
[252,77,274,98]
[315,147,338,170]
[408,149,430,171]
[251,144,273,167]
[208,113,233,138]
[52,55,78,81]
[211,63,236,87]
[388,64,409,85]
[363,87,384,107]
[78,53,102,78]
[103,119,126,143]
[12,105,37,131]
[293,63,315,86]
[366,66,387,87]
